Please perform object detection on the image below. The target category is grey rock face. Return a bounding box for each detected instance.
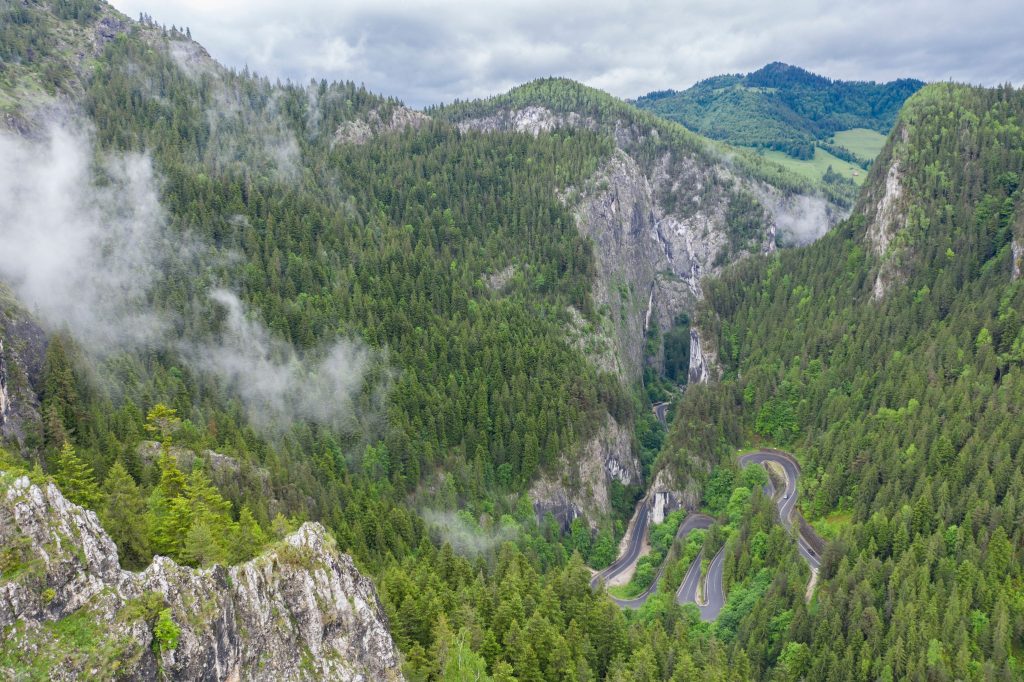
[855,124,910,300]
[648,469,700,524]
[0,339,8,429]
[1013,238,1023,281]
[687,327,720,385]
[333,107,429,146]
[529,413,638,529]
[0,300,47,449]
[0,473,404,681]
[456,105,595,137]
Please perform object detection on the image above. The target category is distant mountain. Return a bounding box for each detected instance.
[634,62,924,160]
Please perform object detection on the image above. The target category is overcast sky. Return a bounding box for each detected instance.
[111,0,1024,108]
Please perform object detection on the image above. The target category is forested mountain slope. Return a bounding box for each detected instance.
[0,3,826,679]
[635,62,923,160]
[661,82,1024,680]
[434,78,848,522]
[3,2,1021,680]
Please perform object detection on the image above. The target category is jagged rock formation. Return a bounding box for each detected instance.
[0,298,47,449]
[529,414,638,530]
[857,125,911,299]
[0,473,404,681]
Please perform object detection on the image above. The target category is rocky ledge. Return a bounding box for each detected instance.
[0,472,403,681]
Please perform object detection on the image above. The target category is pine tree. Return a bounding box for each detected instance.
[100,461,150,568]
[54,441,101,509]
[229,506,267,563]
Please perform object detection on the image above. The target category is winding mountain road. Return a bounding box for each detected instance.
[738,449,823,572]
[589,498,650,592]
[652,402,670,426]
[590,508,716,610]
[593,448,825,617]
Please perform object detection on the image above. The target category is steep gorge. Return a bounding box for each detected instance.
[443,83,843,525]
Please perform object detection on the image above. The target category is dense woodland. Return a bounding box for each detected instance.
[634,62,923,160]
[1,3,1023,681]
[661,83,1024,680]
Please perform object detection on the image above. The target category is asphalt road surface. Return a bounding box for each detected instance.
[738,449,823,571]
[652,402,670,426]
[595,448,825,616]
[592,508,716,610]
[590,498,650,591]
[609,513,716,609]
[676,545,727,621]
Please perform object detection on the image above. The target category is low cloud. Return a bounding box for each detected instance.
[421,509,519,557]
[0,124,375,436]
[185,289,373,434]
[770,194,836,246]
[0,124,177,350]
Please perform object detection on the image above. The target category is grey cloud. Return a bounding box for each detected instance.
[0,124,179,350]
[111,0,1024,107]
[183,289,376,436]
[0,124,375,437]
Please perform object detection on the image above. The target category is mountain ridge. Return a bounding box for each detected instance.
[633,61,924,161]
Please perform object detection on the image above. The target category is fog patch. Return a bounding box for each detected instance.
[0,124,183,351]
[421,509,519,557]
[0,124,378,437]
[762,193,843,246]
[185,289,375,435]
[157,37,302,181]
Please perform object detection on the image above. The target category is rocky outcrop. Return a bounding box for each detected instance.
[530,414,639,530]
[0,473,404,681]
[1012,207,1023,281]
[687,326,720,385]
[857,125,910,299]
[333,107,429,146]
[0,339,8,430]
[456,105,595,138]
[648,468,700,524]
[0,297,47,449]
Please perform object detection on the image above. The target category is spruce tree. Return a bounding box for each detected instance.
[54,441,101,510]
[100,461,150,569]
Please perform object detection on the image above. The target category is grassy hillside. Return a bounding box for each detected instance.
[634,62,923,157]
[831,127,887,159]
[634,63,922,193]
[762,146,866,186]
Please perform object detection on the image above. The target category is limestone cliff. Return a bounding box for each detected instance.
[447,85,842,521]
[0,472,404,681]
[0,294,47,450]
[529,413,638,530]
[648,468,701,524]
[452,98,841,384]
[857,124,911,299]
